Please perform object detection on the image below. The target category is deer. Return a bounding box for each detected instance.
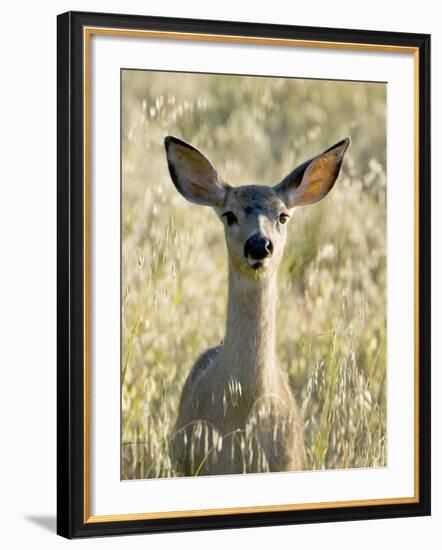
[164,135,350,476]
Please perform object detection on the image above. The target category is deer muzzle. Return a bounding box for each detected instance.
[244,234,273,265]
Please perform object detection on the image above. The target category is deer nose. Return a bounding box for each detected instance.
[244,234,273,260]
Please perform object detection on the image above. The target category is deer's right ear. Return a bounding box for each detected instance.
[164,136,228,207]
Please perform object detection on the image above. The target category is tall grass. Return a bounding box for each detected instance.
[121,70,386,479]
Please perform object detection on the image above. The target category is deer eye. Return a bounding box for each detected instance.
[222,211,238,226]
[278,213,290,225]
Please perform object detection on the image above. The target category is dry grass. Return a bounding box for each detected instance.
[121,70,386,479]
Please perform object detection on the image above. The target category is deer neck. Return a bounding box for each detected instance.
[220,265,278,393]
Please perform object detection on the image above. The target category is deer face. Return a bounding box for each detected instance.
[164,136,349,279]
[217,185,289,277]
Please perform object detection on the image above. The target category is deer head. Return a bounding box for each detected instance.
[164,136,350,280]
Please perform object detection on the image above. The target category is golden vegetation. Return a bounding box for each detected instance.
[121,70,386,478]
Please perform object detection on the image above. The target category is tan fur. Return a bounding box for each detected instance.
[164,136,349,476]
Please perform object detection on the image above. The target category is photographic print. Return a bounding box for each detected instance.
[121,70,387,480]
[57,12,430,537]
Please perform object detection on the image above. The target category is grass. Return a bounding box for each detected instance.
[121,70,387,479]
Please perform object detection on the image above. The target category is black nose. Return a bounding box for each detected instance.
[244,234,273,260]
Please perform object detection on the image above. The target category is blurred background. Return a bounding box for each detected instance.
[121,70,386,479]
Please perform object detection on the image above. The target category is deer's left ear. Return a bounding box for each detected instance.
[275,138,350,208]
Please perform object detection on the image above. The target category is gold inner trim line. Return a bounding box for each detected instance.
[85,496,419,524]
[82,26,420,524]
[83,26,91,522]
[413,48,420,502]
[86,26,418,54]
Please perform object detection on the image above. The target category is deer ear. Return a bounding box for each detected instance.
[275,138,350,208]
[164,136,228,207]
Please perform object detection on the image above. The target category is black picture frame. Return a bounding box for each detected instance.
[57,10,431,539]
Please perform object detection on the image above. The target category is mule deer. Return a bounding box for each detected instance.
[164,135,350,476]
